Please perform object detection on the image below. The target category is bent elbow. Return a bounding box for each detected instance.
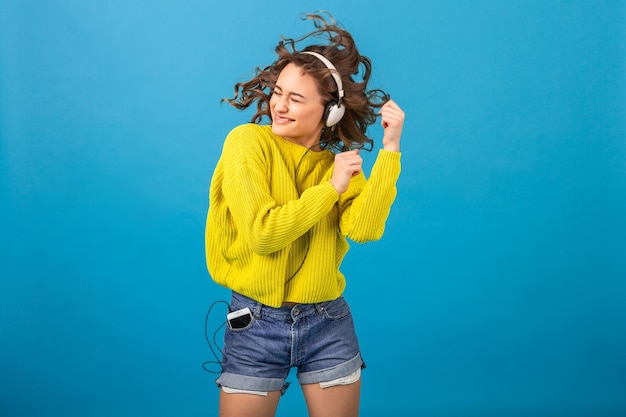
[347,226,385,244]
[248,234,278,256]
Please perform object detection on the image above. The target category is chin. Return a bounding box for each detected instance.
[271,124,289,137]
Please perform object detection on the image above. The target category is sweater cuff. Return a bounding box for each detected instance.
[322,180,340,200]
[373,149,402,180]
[378,148,402,162]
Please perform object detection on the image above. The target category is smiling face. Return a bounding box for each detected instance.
[270,63,326,149]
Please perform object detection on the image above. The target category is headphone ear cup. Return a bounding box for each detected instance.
[323,101,346,127]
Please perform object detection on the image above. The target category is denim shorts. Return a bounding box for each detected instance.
[216,291,364,393]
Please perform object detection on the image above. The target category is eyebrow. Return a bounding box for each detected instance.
[274,85,307,101]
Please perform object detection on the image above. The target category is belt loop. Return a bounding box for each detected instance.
[253,300,263,319]
[315,302,326,315]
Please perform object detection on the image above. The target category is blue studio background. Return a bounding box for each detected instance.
[1,1,625,416]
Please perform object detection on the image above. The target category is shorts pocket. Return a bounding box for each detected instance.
[226,306,256,332]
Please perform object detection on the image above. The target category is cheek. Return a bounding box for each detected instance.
[304,105,325,125]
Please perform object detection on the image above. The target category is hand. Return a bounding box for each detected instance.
[329,149,362,194]
[380,100,405,152]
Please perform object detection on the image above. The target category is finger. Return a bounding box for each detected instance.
[380,100,404,116]
[343,155,362,167]
[381,108,405,127]
[381,105,404,119]
[380,99,400,113]
[335,150,360,164]
[336,153,361,166]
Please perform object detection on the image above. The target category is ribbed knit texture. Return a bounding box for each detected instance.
[205,124,401,307]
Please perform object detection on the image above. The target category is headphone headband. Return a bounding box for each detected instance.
[301,51,345,104]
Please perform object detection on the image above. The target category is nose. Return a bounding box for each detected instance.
[273,95,288,112]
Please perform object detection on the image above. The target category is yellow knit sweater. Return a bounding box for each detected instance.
[205,124,401,307]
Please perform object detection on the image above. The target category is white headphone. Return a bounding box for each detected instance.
[301,51,345,127]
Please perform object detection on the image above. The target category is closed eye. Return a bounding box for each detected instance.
[273,86,305,103]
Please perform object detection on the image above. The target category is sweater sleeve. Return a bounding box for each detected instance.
[338,149,401,243]
[221,125,339,256]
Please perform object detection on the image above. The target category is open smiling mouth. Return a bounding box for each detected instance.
[274,114,294,124]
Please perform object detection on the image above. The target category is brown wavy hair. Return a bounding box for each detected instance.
[222,11,390,152]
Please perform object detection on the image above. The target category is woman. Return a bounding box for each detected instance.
[205,12,405,417]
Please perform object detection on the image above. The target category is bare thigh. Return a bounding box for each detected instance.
[218,389,281,417]
[301,378,361,417]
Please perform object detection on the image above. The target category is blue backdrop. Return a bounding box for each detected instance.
[1,1,625,416]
